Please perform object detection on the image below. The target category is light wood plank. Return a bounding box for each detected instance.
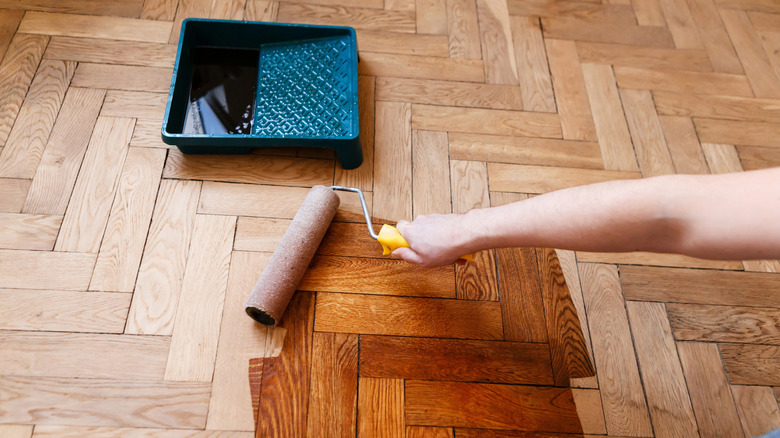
[71,63,172,93]
[55,117,134,253]
[33,426,252,437]
[90,147,166,292]
[488,162,641,193]
[0,331,170,380]
[0,33,49,146]
[44,36,176,68]
[669,303,780,344]
[511,16,556,113]
[22,87,105,216]
[0,0,144,16]
[299,255,456,298]
[167,0,211,45]
[0,59,75,178]
[413,130,451,216]
[209,0,245,19]
[449,132,603,169]
[581,63,639,171]
[130,118,170,149]
[307,332,359,437]
[358,378,404,438]
[125,179,201,335]
[451,161,499,301]
[207,251,270,431]
[656,92,780,124]
[0,288,129,333]
[101,90,167,120]
[577,41,712,71]
[0,375,210,429]
[658,115,710,175]
[165,214,236,382]
[626,301,698,437]
[0,178,30,213]
[141,0,178,20]
[416,0,448,35]
[702,143,743,174]
[0,213,61,250]
[615,66,753,96]
[376,77,524,110]
[0,9,23,62]
[577,251,742,270]
[406,427,453,438]
[163,148,333,187]
[234,217,290,253]
[0,424,31,438]
[0,249,95,290]
[722,344,780,386]
[733,385,780,437]
[335,75,375,191]
[314,292,504,340]
[447,0,482,59]
[579,263,653,436]
[374,101,412,222]
[545,39,597,141]
[695,118,780,148]
[677,342,744,438]
[244,0,279,21]
[507,0,636,20]
[687,0,744,73]
[621,88,676,176]
[357,29,449,57]
[412,104,562,138]
[358,51,485,82]
[621,265,780,307]
[632,0,666,26]
[277,3,415,32]
[477,0,518,85]
[659,0,704,49]
[19,11,172,43]
[721,8,780,98]
[543,16,675,47]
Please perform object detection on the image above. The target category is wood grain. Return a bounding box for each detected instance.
[314,292,504,340]
[495,245,547,343]
[72,63,171,92]
[101,90,167,120]
[511,16,556,113]
[165,214,236,382]
[44,36,177,68]
[668,303,780,344]
[405,380,583,433]
[416,0,447,34]
[720,8,780,98]
[616,66,753,96]
[656,92,780,124]
[299,255,456,298]
[447,0,482,59]
[360,335,554,385]
[90,147,165,292]
[658,115,710,175]
[374,101,412,222]
[676,341,744,438]
[376,77,524,110]
[412,104,562,138]
[19,11,173,43]
[257,291,315,438]
[620,88,677,176]
[277,3,415,32]
[576,250,742,270]
[577,41,713,71]
[702,142,743,174]
[359,51,485,82]
[545,38,597,141]
[22,87,105,216]
[0,9,23,63]
[732,385,780,437]
[625,301,698,437]
[0,33,48,146]
[125,179,200,335]
[477,0,518,85]
[412,130,451,216]
[32,426,253,437]
[579,263,653,436]
[306,332,358,437]
[55,116,134,253]
[621,265,780,307]
[543,16,675,47]
[0,59,75,179]
[358,377,404,438]
[695,118,780,148]
[0,178,30,213]
[721,344,780,386]
[0,213,61,250]
[739,145,780,170]
[0,249,95,290]
[686,0,743,73]
[488,162,641,193]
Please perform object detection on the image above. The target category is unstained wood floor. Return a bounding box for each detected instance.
[0,0,779,437]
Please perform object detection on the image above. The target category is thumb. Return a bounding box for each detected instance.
[391,246,424,265]
[395,219,410,236]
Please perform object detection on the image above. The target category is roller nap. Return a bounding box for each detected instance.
[244,185,340,325]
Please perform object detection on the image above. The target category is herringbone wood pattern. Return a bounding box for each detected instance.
[0,0,779,437]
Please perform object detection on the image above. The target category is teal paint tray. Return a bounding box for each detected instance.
[162,19,363,169]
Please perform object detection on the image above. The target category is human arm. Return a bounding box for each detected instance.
[392,167,780,267]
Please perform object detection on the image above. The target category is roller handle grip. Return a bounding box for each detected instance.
[377,224,475,262]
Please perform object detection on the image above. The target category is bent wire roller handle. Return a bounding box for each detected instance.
[330,186,475,262]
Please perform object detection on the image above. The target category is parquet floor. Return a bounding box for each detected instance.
[0,0,779,437]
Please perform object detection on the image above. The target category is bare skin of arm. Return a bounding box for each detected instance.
[392,167,780,268]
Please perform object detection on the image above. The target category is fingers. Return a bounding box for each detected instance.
[395,219,409,235]
[391,246,424,265]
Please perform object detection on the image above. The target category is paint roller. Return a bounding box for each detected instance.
[244,184,473,326]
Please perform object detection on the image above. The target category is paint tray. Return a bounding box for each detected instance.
[162,19,363,169]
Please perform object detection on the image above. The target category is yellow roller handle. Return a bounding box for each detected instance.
[377,224,475,262]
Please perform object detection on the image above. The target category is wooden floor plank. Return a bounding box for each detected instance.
[299,255,456,298]
[257,291,315,437]
[543,16,675,47]
[359,51,485,83]
[677,341,744,438]
[702,142,744,174]
[615,66,753,96]
[101,90,167,121]
[277,3,415,33]
[657,92,780,124]
[0,249,95,291]
[416,0,448,35]
[44,36,176,68]
[545,38,597,141]
[376,77,524,110]
[360,335,554,385]
[373,101,412,222]
[695,118,780,148]
[720,8,780,98]
[732,385,780,437]
[0,331,170,380]
[0,376,210,429]
[739,145,780,170]
[659,0,703,49]
[165,214,236,382]
[358,377,405,438]
[721,344,780,386]
[0,288,130,333]
[488,162,641,193]
[22,87,104,216]
[125,179,200,335]
[0,9,23,63]
[580,62,639,171]
[55,116,133,253]
[412,104,562,138]
[687,0,744,74]
[19,11,172,43]
[577,41,713,72]
[446,0,482,59]
[579,263,653,437]
[412,130,451,216]
[621,265,780,307]
[0,33,48,147]
[625,301,698,437]
[511,16,556,113]
[0,178,30,213]
[314,293,504,340]
[405,381,583,433]
[71,63,171,93]
[668,303,780,344]
[477,0,519,86]
[658,115,710,175]
[0,213,61,250]
[89,147,165,292]
[306,332,359,437]
[0,424,31,438]
[620,88,677,176]
[576,250,742,270]
[632,0,666,26]
[0,59,75,179]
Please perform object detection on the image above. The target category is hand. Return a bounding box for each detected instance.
[391,213,475,268]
